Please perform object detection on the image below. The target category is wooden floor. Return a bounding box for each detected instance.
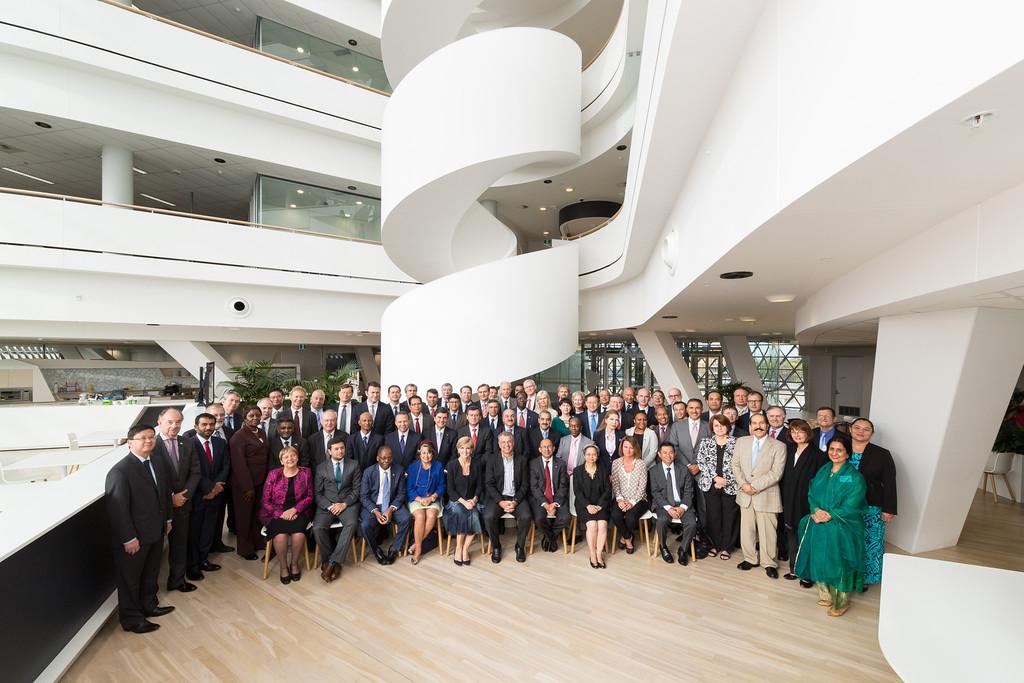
[65,491,1024,682]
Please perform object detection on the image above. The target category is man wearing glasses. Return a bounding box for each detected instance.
[105,425,174,634]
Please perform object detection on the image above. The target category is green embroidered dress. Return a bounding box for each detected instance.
[794,461,868,593]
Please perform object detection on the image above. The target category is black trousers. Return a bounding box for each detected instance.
[785,522,800,573]
[218,481,234,537]
[484,496,531,549]
[114,539,162,628]
[529,500,570,540]
[610,501,646,541]
[188,499,221,572]
[167,507,190,588]
[703,487,739,552]
[777,513,789,560]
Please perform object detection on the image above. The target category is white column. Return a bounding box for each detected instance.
[720,335,764,393]
[155,341,233,393]
[479,199,498,216]
[101,145,134,205]
[355,346,381,385]
[633,330,701,400]
[870,307,1024,554]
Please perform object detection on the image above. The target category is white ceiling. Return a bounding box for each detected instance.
[0,107,379,219]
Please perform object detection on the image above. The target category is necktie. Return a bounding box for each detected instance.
[659,425,667,442]
[471,427,477,447]
[437,430,442,449]
[590,414,597,435]
[202,439,213,465]
[334,460,342,492]
[294,411,301,433]
[166,438,179,468]
[400,434,406,454]
[518,411,526,428]
[363,434,369,447]
[668,467,680,504]
[370,403,376,420]
[215,428,225,441]
[144,458,157,489]
[569,438,579,471]
[414,416,421,433]
[283,439,290,448]
[544,460,553,504]
[690,421,698,448]
[752,439,762,467]
[491,418,497,431]
[226,414,234,430]
[340,405,348,431]
[770,428,777,439]
[381,469,390,511]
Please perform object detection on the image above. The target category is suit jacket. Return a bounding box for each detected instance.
[528,456,569,509]
[781,443,828,527]
[665,419,711,467]
[105,452,172,545]
[494,425,530,457]
[593,428,625,465]
[359,463,407,512]
[384,430,422,470]
[730,436,787,513]
[730,425,750,439]
[352,402,395,436]
[811,426,852,453]
[332,402,358,434]
[768,426,791,444]
[482,415,504,437]
[280,406,316,439]
[313,457,362,517]
[555,433,594,473]
[484,452,529,504]
[579,411,603,439]
[302,429,348,470]
[498,396,515,412]
[347,431,385,471]
[736,409,766,434]
[448,410,468,431]
[406,412,431,436]
[457,423,494,458]
[259,418,278,442]
[649,459,693,510]
[422,425,457,465]
[525,426,561,459]
[152,433,200,514]
[512,408,539,430]
[269,434,303,472]
[191,434,230,510]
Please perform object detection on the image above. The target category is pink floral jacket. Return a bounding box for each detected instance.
[259,467,313,524]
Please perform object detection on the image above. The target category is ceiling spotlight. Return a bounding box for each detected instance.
[296,189,304,194]
[738,316,758,323]
[297,46,305,54]
[543,179,552,184]
[289,203,297,208]
[542,231,550,235]
[765,294,795,303]
[661,315,678,320]
[348,39,358,46]
[616,144,627,151]
[347,185,357,190]
[962,111,993,128]
[539,206,547,211]
[351,66,360,72]
[564,187,574,192]
[684,328,696,333]
[34,121,52,129]
[2,167,54,184]
[214,157,226,164]
[355,200,363,205]
[132,167,147,175]
[720,270,753,279]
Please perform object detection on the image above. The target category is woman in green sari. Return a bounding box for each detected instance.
[794,437,868,617]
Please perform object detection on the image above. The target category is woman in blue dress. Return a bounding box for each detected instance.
[406,441,446,564]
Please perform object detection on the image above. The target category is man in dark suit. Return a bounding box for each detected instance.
[106,425,174,633]
[529,438,570,551]
[204,401,234,553]
[556,417,594,475]
[766,406,791,443]
[399,383,418,413]
[332,384,357,434]
[526,410,560,459]
[302,409,346,470]
[650,443,698,565]
[152,407,200,593]
[423,408,456,465]
[406,395,429,435]
[580,394,602,439]
[348,411,384,470]
[281,386,316,439]
[811,406,851,451]
[312,438,361,582]
[221,391,244,438]
[268,417,302,473]
[652,406,672,445]
[384,412,421,469]
[309,389,327,430]
[359,446,411,564]
[257,398,277,441]
[635,388,657,424]
[736,390,767,433]
[186,413,229,581]
[352,381,395,436]
[483,399,503,435]
[498,408,530,457]
[484,432,532,563]
[446,395,468,431]
[385,384,404,421]
[723,406,749,438]
[497,382,515,412]
[457,405,493,458]
[513,391,538,430]
[701,390,724,422]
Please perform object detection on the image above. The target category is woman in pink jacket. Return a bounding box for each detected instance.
[260,447,313,584]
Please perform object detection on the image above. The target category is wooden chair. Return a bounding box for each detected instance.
[528,515,569,555]
[406,507,445,554]
[608,510,653,556]
[647,517,697,563]
[311,521,360,567]
[483,512,521,555]
[445,530,486,558]
[360,523,402,561]
[983,452,1018,503]
[261,524,312,580]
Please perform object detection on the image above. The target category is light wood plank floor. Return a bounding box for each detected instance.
[65,491,1024,682]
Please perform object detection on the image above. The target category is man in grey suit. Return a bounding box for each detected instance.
[529,439,570,552]
[152,407,200,593]
[649,443,697,565]
[555,417,594,475]
[313,437,361,582]
[666,398,712,532]
[730,413,787,579]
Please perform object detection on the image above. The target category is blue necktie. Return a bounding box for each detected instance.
[334,461,342,492]
[590,414,597,434]
[752,439,761,467]
[381,470,390,512]
[400,434,406,454]
[363,435,369,447]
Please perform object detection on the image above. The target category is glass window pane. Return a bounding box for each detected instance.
[257,176,381,242]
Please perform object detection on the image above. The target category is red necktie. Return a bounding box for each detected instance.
[471,427,477,446]
[518,411,526,428]
[203,439,213,466]
[770,428,777,439]
[544,461,554,504]
[414,417,421,433]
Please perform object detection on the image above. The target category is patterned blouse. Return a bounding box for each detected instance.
[611,457,648,504]
[695,436,737,495]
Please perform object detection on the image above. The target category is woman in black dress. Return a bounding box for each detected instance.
[573,444,612,569]
[260,447,313,583]
[780,419,827,584]
[446,436,484,566]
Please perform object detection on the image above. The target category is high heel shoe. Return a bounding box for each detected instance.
[597,561,607,569]
[463,557,471,566]
[279,572,292,585]
[454,558,464,567]
[289,566,301,582]
[590,560,600,569]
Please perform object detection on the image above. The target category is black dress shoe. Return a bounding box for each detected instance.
[240,553,259,561]
[169,582,198,592]
[800,579,814,588]
[374,548,387,565]
[200,562,221,572]
[280,573,291,585]
[678,551,690,566]
[491,547,502,563]
[145,605,175,618]
[597,562,607,569]
[766,567,779,579]
[515,544,526,562]
[185,570,204,582]
[783,572,798,581]
[386,550,398,564]
[737,561,758,571]
[659,546,675,564]
[123,621,159,634]
[463,557,471,566]
[625,544,636,555]
[211,542,234,553]
[290,568,302,582]
[590,560,600,569]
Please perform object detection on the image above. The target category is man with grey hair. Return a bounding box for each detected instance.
[221,390,243,436]
[309,389,327,429]
[256,397,277,441]
[153,407,200,593]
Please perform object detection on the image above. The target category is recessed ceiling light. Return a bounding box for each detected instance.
[355,200,363,205]
[296,189,304,194]
[564,187,574,192]
[662,315,678,319]
[297,46,305,54]
[542,231,550,235]
[771,332,782,335]
[738,316,758,323]
[344,213,352,218]
[132,167,147,175]
[213,157,226,164]
[139,193,175,207]
[289,203,297,208]
[2,167,54,184]
[351,66,360,72]
[720,270,753,279]
[962,111,993,128]
[616,144,627,151]
[347,185,357,190]
[684,328,696,333]
[543,179,552,184]
[765,294,795,303]
[348,39,358,46]
[34,121,52,129]
[539,206,547,211]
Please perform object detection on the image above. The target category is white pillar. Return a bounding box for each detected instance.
[156,341,234,394]
[355,346,381,385]
[720,335,765,393]
[101,145,133,205]
[870,308,1024,554]
[633,330,701,400]
[479,199,498,216]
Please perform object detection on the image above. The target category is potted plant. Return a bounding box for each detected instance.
[301,361,360,399]
[217,361,293,405]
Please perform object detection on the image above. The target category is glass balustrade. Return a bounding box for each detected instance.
[257,18,391,93]
[255,176,381,242]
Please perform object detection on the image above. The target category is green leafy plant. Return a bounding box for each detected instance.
[300,361,359,399]
[717,380,749,406]
[993,389,1024,454]
[217,361,293,405]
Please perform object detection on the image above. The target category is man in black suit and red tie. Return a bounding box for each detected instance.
[457,404,494,458]
[105,424,174,633]
[152,407,200,594]
[281,385,316,439]
[186,413,229,581]
[406,395,429,435]
[353,381,395,436]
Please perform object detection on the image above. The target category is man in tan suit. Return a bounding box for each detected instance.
[730,413,787,579]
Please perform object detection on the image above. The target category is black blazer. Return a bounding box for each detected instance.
[484,452,529,504]
[769,426,791,444]
[526,426,561,459]
[269,434,303,472]
[736,410,765,433]
[360,463,406,512]
[528,456,569,508]
[223,411,244,438]
[579,411,603,439]
[446,457,485,502]
[105,453,172,545]
[812,426,852,452]
[421,425,457,465]
[280,406,316,439]
[347,431,385,471]
[191,434,230,510]
[593,429,625,466]
[457,423,494,458]
[302,430,347,471]
[406,412,431,436]
[384,430,422,470]
[856,442,898,514]
[781,443,828,527]
[352,402,395,436]
[572,464,612,512]
[152,433,200,512]
[495,426,530,457]
[512,408,538,430]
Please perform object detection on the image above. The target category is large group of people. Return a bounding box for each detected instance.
[105,379,898,633]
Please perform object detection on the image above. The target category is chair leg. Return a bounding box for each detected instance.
[437,519,444,553]
[349,537,358,563]
[304,538,311,571]
[1003,473,1018,503]
[262,540,271,580]
[360,537,367,563]
[570,517,576,555]
[528,522,536,555]
[641,520,651,557]
[609,526,617,555]
[690,539,696,563]
[313,545,319,568]
[561,527,568,556]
